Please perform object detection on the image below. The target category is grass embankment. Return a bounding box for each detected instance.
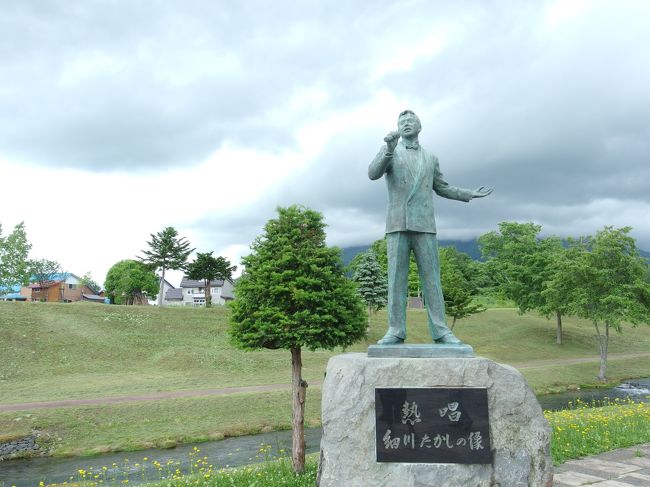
[54,446,320,487]
[39,402,650,486]
[2,301,650,458]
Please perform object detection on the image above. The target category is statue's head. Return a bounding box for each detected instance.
[397,110,421,137]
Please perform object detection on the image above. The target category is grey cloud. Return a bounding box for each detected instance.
[0,0,393,171]
[3,0,650,251]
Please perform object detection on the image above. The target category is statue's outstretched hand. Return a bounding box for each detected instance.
[383,131,400,153]
[472,186,493,198]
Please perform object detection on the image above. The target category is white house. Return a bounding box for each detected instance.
[164,277,234,306]
[156,278,176,305]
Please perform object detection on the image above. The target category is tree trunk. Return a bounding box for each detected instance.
[157,268,165,307]
[451,316,457,331]
[594,321,609,381]
[205,279,212,307]
[134,291,147,305]
[291,346,307,474]
[556,310,563,345]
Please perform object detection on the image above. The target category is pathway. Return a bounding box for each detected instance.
[2,351,650,413]
[0,382,317,412]
[554,443,650,486]
[512,352,650,370]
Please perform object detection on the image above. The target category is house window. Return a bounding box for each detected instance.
[68,284,77,289]
[187,290,191,294]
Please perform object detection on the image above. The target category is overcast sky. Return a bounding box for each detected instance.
[1,0,649,287]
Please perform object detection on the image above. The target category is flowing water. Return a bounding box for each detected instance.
[536,378,650,411]
[1,380,649,487]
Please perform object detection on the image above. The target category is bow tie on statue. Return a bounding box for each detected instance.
[403,141,420,150]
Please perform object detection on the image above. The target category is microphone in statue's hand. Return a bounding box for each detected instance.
[384,131,400,153]
[384,131,400,143]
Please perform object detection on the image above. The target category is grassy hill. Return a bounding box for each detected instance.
[2,301,650,457]
[3,301,650,402]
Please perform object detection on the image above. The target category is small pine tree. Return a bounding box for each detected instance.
[230,205,366,474]
[352,250,388,319]
[186,252,236,307]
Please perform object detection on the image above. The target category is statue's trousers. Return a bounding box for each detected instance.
[386,231,452,341]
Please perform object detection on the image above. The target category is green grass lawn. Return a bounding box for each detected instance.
[2,389,323,457]
[32,402,650,486]
[2,301,650,458]
[0,302,332,402]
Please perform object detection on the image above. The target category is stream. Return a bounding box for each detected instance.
[1,379,649,487]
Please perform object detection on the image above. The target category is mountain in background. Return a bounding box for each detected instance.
[341,240,650,267]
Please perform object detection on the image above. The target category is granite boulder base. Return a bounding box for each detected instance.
[317,353,552,487]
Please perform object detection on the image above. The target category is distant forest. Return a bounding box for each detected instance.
[341,239,650,266]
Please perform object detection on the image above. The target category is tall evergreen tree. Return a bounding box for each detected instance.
[230,205,366,474]
[139,226,193,307]
[349,237,421,297]
[186,252,236,307]
[352,250,387,319]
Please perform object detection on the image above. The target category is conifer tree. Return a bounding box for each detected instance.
[139,226,193,307]
[230,205,366,474]
[352,250,388,319]
[186,252,236,307]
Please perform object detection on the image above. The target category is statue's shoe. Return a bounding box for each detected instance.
[377,335,404,345]
[435,334,462,345]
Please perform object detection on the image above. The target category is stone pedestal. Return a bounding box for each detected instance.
[317,353,553,487]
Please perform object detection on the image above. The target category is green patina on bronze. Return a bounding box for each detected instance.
[368,110,493,346]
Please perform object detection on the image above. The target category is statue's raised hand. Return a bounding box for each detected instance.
[383,131,400,153]
[471,186,493,198]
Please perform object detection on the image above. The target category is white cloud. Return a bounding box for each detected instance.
[370,32,449,81]
[58,50,128,87]
[544,0,589,28]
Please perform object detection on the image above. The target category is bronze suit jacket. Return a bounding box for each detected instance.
[368,141,473,234]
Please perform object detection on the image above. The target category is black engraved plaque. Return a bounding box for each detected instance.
[375,387,491,464]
